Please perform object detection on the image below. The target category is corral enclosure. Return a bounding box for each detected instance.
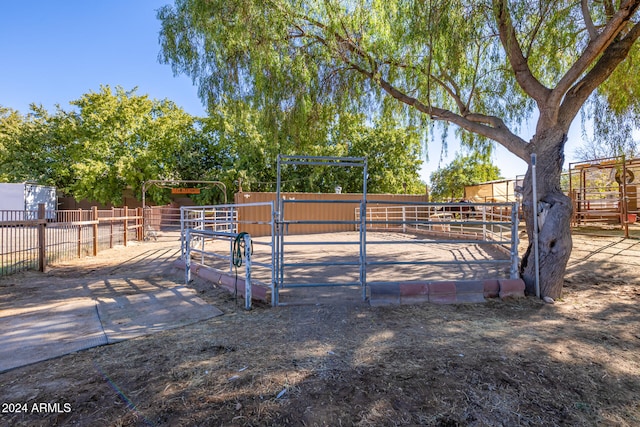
[464,178,523,203]
[183,193,519,306]
[0,207,143,276]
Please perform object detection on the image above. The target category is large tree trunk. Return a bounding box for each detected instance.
[519,129,573,299]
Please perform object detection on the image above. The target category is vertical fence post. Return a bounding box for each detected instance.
[270,201,278,307]
[244,233,252,310]
[110,207,114,248]
[77,208,82,258]
[482,205,487,240]
[531,153,541,298]
[510,202,520,279]
[185,228,191,284]
[123,206,128,246]
[180,206,186,260]
[92,206,98,256]
[137,207,143,241]
[402,206,406,233]
[37,203,46,272]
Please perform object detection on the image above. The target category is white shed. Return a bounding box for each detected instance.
[0,183,57,219]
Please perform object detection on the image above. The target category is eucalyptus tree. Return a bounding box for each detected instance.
[159,0,640,298]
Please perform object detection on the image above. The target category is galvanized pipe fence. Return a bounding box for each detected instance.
[1,205,144,276]
[180,203,276,299]
[355,201,520,282]
[180,199,520,307]
[184,228,254,310]
[273,198,368,305]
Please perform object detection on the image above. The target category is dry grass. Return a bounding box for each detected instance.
[1,234,639,426]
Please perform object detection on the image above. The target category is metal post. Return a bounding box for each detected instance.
[229,231,234,274]
[271,201,278,307]
[622,155,630,238]
[531,154,541,298]
[244,233,252,310]
[276,154,283,305]
[402,206,406,233]
[185,229,192,284]
[482,205,487,240]
[180,206,186,259]
[361,158,368,301]
[200,209,205,264]
[510,202,520,279]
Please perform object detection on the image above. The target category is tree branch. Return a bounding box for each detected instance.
[493,0,551,103]
[559,20,640,127]
[363,65,529,161]
[581,0,598,40]
[550,0,640,106]
[292,6,530,160]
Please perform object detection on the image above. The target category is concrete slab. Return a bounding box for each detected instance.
[0,299,107,372]
[0,286,222,372]
[97,286,223,343]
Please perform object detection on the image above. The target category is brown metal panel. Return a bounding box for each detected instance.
[233,192,429,236]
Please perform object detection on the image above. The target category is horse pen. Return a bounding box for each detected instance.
[1,158,639,426]
[2,219,639,426]
[180,197,521,308]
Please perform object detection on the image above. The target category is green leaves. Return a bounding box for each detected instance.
[429,153,501,201]
[158,0,640,165]
[66,86,198,204]
[0,104,77,191]
[1,87,223,206]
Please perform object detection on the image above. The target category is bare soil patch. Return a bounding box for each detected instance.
[1,234,639,426]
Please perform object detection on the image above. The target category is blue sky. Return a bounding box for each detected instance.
[0,1,206,116]
[0,1,580,183]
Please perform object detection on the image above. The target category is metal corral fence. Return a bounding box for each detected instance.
[356,201,517,256]
[356,202,519,284]
[0,205,143,276]
[233,192,429,236]
[180,202,275,289]
[181,199,520,306]
[143,206,183,241]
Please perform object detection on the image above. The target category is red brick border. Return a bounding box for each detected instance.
[498,279,526,299]
[370,278,525,306]
[173,259,525,307]
[172,260,270,302]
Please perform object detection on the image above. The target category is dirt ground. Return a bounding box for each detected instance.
[1,232,639,426]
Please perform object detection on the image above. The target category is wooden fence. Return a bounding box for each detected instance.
[0,205,144,276]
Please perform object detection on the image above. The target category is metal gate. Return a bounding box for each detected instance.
[271,155,519,306]
[179,155,520,307]
[273,155,368,305]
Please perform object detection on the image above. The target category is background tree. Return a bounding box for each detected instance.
[210,100,425,194]
[575,93,639,161]
[159,0,640,299]
[68,85,199,205]
[1,87,228,206]
[2,89,422,205]
[430,154,501,202]
[0,105,78,191]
